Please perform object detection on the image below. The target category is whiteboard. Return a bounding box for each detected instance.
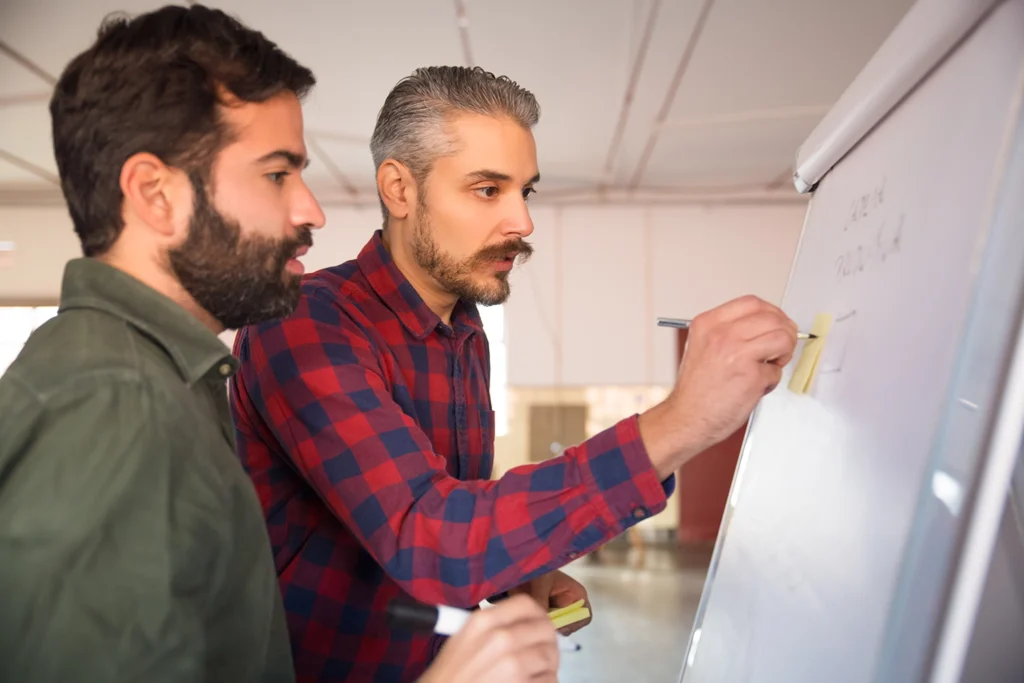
[679,1,1024,681]
[958,488,1024,682]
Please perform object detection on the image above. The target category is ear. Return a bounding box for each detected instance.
[119,153,192,240]
[376,159,415,221]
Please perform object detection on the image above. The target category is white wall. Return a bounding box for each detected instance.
[0,208,84,302]
[0,202,805,386]
[507,204,806,386]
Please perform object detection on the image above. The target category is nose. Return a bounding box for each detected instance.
[500,195,534,239]
[292,180,326,231]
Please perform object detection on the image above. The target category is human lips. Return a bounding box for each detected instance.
[490,250,520,271]
[285,244,309,275]
[476,239,533,273]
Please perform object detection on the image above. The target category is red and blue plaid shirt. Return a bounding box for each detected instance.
[230,230,675,683]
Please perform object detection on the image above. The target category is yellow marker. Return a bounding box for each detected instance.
[787,313,833,394]
[549,599,591,629]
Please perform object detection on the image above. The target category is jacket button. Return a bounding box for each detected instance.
[632,507,649,520]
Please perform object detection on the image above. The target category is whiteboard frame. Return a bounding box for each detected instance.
[875,69,1024,682]
[793,0,1000,193]
[933,286,1024,683]
[680,2,1024,680]
[677,178,821,680]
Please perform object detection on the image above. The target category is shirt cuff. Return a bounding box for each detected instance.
[576,414,672,536]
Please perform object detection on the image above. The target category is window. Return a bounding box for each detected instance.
[0,306,60,376]
[477,303,509,437]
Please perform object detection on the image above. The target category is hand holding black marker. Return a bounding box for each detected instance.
[387,598,581,652]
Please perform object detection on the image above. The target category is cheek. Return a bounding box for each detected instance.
[441,203,500,257]
[421,203,470,257]
[219,185,289,236]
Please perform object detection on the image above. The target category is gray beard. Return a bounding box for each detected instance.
[410,210,514,307]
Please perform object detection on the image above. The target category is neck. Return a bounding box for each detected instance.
[97,252,224,334]
[381,228,459,325]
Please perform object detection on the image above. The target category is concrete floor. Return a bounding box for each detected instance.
[558,540,713,683]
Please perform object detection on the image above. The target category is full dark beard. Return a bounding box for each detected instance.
[167,176,313,330]
[410,203,533,307]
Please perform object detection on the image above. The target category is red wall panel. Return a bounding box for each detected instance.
[674,328,747,543]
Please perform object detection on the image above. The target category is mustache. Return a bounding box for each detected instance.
[474,238,534,264]
[278,225,314,257]
[292,225,314,250]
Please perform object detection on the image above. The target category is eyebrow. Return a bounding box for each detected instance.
[465,169,541,185]
[256,150,310,170]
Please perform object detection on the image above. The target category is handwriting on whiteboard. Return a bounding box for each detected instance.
[843,178,886,231]
[835,178,903,283]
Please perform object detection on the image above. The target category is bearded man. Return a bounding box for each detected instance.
[0,10,574,681]
[230,65,799,683]
[0,5,322,681]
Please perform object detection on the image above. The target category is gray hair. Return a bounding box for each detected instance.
[370,65,540,222]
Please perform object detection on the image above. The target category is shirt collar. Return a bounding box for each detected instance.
[58,258,238,385]
[356,230,485,340]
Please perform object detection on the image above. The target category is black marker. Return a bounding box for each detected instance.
[386,599,582,652]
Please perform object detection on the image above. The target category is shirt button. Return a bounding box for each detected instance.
[632,507,649,521]
[218,363,233,377]
[568,551,579,560]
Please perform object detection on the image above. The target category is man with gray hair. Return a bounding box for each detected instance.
[230,66,798,682]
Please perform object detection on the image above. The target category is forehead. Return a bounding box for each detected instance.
[218,91,306,155]
[436,113,538,180]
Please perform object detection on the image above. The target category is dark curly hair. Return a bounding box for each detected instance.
[50,4,315,256]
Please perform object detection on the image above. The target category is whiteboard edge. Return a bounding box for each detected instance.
[930,307,1024,683]
[677,196,815,682]
[793,0,1002,191]
[928,58,1024,683]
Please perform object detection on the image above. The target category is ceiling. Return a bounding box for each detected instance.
[0,0,915,207]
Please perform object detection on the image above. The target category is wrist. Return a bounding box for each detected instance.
[637,399,704,479]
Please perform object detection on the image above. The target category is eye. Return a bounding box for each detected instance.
[474,186,499,199]
[267,171,290,185]
[523,187,536,201]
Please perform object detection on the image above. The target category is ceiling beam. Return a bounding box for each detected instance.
[0,184,809,209]
[657,105,831,131]
[628,0,716,189]
[307,136,360,198]
[602,0,662,182]
[0,150,59,185]
[0,92,51,109]
[766,166,795,190]
[0,41,57,86]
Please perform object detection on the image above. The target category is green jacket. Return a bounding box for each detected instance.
[0,258,293,682]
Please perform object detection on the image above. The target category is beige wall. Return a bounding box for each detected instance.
[0,202,805,385]
[0,201,805,532]
[495,385,679,531]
